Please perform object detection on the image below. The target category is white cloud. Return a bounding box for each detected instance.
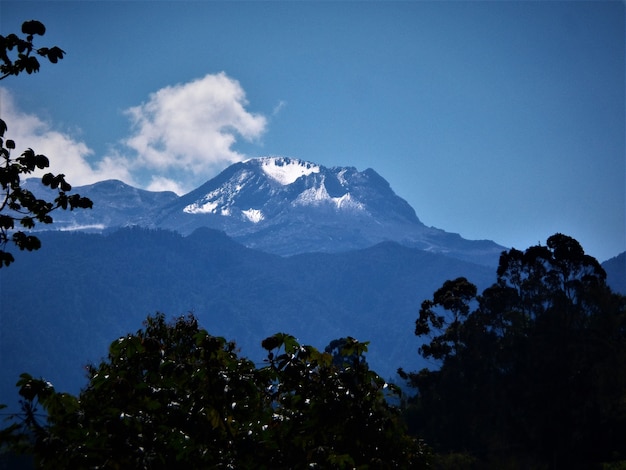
[145,176,186,195]
[1,72,268,194]
[0,87,108,186]
[273,100,287,116]
[123,72,267,189]
[92,151,136,184]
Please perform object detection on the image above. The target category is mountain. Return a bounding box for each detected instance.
[0,227,497,408]
[27,157,505,266]
[603,252,626,295]
[4,159,622,411]
[153,157,504,265]
[2,230,622,408]
[23,178,178,231]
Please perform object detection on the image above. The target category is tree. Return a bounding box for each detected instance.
[402,234,626,468]
[261,333,427,467]
[414,277,477,361]
[0,20,92,267]
[3,313,429,468]
[5,314,268,468]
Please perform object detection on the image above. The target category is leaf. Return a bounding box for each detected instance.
[35,154,49,169]
[21,20,46,36]
[19,148,35,168]
[47,47,65,63]
[282,334,300,353]
[262,333,300,354]
[0,251,14,267]
[60,180,71,192]
[68,195,92,209]
[12,233,41,251]
[44,392,79,417]
[0,215,14,229]
[25,56,40,74]
[17,375,53,402]
[20,216,34,229]
[261,334,283,351]
[41,172,54,187]
[55,193,68,210]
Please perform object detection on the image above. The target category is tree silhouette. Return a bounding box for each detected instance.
[402,233,626,468]
[0,20,92,267]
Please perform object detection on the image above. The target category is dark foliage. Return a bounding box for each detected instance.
[0,20,64,80]
[0,20,92,267]
[403,233,626,468]
[2,314,429,468]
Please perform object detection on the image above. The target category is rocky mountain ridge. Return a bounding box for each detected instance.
[25,156,505,266]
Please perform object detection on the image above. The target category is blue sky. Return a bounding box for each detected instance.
[1,1,624,261]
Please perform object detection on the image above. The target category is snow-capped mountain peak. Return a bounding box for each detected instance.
[256,156,320,185]
[292,175,364,211]
[183,157,322,216]
[30,156,505,265]
[155,156,443,256]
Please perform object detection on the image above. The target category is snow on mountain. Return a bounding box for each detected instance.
[242,208,264,223]
[22,157,506,265]
[182,168,256,215]
[151,156,504,265]
[155,156,419,228]
[179,157,365,219]
[293,177,364,211]
[258,156,320,185]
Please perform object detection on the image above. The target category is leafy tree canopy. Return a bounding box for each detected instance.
[0,20,92,267]
[2,313,429,468]
[402,233,626,468]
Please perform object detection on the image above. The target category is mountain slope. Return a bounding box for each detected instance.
[603,252,626,295]
[23,178,178,231]
[0,227,497,406]
[153,157,505,265]
[2,231,621,409]
[21,157,505,265]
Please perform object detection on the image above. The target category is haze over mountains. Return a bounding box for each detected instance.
[3,157,623,408]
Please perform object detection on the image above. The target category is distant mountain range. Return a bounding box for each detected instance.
[4,157,622,409]
[25,157,505,266]
[0,228,499,407]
